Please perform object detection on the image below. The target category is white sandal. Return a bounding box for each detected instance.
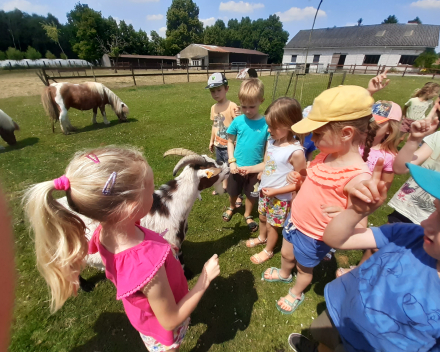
[250,249,274,264]
[246,236,267,248]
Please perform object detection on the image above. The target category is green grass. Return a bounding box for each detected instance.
[0,74,436,352]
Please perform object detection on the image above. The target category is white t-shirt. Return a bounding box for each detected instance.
[259,139,304,201]
[404,97,434,121]
[388,131,440,224]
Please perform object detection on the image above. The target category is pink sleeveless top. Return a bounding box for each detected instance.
[88,225,188,345]
[291,153,371,241]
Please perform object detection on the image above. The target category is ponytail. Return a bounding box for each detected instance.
[362,117,378,162]
[23,181,88,313]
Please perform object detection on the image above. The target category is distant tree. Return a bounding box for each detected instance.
[357,18,363,26]
[45,50,56,59]
[414,48,438,68]
[165,0,204,55]
[409,16,422,24]
[41,21,67,58]
[25,46,42,60]
[60,53,68,59]
[6,47,23,60]
[203,19,227,46]
[97,34,126,71]
[0,50,6,60]
[382,15,398,24]
[256,15,289,64]
[149,30,166,56]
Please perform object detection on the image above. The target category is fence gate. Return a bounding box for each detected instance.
[272,70,346,108]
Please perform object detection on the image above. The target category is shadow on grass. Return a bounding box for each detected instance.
[60,118,138,135]
[0,137,39,152]
[190,269,258,352]
[69,312,145,352]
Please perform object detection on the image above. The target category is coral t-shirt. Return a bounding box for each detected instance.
[88,225,188,345]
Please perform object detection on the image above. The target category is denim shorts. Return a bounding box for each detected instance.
[215,146,228,164]
[282,217,331,268]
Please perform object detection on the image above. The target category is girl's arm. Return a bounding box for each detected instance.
[144,254,220,331]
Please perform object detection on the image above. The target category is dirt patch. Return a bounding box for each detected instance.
[0,69,273,99]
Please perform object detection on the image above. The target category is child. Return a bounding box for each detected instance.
[335,100,403,276]
[206,73,239,195]
[223,79,269,232]
[288,160,440,352]
[23,146,220,351]
[262,85,376,315]
[238,98,307,264]
[400,82,440,135]
[388,100,440,224]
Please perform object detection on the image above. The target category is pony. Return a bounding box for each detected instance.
[0,109,20,147]
[41,82,129,134]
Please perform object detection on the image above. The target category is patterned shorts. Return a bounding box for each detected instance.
[258,194,291,227]
[140,318,190,351]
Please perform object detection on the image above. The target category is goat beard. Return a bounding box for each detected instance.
[213,182,226,195]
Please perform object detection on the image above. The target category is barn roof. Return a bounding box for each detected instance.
[192,44,268,56]
[118,54,177,60]
[285,24,440,49]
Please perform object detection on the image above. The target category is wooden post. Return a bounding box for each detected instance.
[187,65,189,82]
[223,64,226,75]
[376,65,381,76]
[161,64,165,84]
[353,64,356,74]
[26,61,30,68]
[206,64,209,79]
[90,65,96,82]
[341,71,347,85]
[131,64,137,86]
[402,66,408,77]
[270,64,272,76]
[327,72,334,89]
[364,65,368,74]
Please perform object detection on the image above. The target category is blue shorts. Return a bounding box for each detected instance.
[215,146,228,165]
[282,217,331,268]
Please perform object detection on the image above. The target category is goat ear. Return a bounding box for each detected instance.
[206,168,221,178]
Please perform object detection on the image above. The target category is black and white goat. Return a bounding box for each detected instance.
[0,109,20,148]
[57,148,229,289]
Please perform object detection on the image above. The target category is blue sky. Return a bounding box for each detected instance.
[1,0,440,47]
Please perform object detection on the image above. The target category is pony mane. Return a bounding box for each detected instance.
[0,109,16,131]
[84,82,128,116]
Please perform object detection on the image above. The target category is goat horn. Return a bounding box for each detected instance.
[172,155,206,176]
[163,148,199,158]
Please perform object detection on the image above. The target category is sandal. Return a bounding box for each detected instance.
[222,207,235,222]
[323,248,336,262]
[276,289,305,315]
[261,267,293,283]
[336,266,357,278]
[245,215,259,232]
[250,249,273,264]
[246,235,267,248]
[235,195,244,208]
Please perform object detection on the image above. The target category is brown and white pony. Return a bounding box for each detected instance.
[0,109,20,147]
[41,82,129,134]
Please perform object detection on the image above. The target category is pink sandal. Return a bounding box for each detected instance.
[246,235,267,248]
[250,249,273,264]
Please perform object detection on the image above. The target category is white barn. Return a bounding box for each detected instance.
[282,24,440,71]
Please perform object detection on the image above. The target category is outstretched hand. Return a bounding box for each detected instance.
[348,158,388,216]
[367,69,390,95]
[409,108,439,141]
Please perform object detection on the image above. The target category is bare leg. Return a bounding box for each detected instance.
[244,196,256,222]
[250,220,279,264]
[263,238,296,280]
[92,107,98,124]
[100,106,110,125]
[223,195,238,219]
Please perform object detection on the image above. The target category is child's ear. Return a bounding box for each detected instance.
[340,126,355,141]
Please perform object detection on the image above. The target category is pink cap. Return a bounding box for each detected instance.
[372,101,402,124]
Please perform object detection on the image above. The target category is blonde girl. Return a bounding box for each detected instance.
[261,86,376,315]
[400,82,440,135]
[238,98,307,265]
[23,146,220,352]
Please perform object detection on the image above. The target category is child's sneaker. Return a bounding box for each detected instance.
[288,333,318,352]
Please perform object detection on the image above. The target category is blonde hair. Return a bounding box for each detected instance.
[377,120,401,155]
[265,97,303,144]
[23,146,150,313]
[238,78,264,103]
[413,82,440,100]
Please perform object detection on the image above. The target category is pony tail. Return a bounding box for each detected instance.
[362,117,377,162]
[23,181,88,313]
[41,87,59,122]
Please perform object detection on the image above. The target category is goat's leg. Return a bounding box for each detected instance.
[79,275,95,292]
[100,106,110,125]
[92,107,98,124]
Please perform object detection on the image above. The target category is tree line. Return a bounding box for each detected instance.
[0,0,288,64]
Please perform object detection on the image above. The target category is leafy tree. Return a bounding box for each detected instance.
[149,30,166,55]
[118,20,150,54]
[203,19,227,46]
[41,21,67,58]
[6,47,23,60]
[409,16,422,24]
[165,0,204,55]
[357,18,363,26]
[256,15,289,64]
[60,53,67,59]
[45,50,56,59]
[414,48,438,68]
[25,46,41,60]
[0,50,6,60]
[382,15,398,24]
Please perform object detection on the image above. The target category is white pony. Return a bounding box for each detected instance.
[0,109,20,148]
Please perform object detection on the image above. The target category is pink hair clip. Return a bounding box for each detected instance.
[102,172,117,195]
[86,154,100,164]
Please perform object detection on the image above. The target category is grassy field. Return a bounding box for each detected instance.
[0,73,436,352]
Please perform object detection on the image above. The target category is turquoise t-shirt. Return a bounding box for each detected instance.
[226,114,269,167]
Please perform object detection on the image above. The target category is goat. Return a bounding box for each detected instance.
[56,148,229,291]
[0,109,20,147]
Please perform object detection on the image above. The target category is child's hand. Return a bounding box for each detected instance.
[286,171,303,186]
[209,142,214,153]
[348,158,388,216]
[262,188,277,197]
[230,163,238,174]
[367,69,390,95]
[257,172,262,180]
[234,107,241,117]
[202,254,220,287]
[321,204,344,218]
[409,113,439,141]
[238,166,251,175]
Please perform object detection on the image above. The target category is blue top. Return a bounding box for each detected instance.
[325,223,440,352]
[226,114,269,167]
[303,133,316,158]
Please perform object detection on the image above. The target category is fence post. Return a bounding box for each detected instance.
[131,64,137,86]
[26,62,30,68]
[376,65,381,76]
[364,65,368,74]
[292,74,300,99]
[327,72,334,89]
[161,64,164,84]
[223,64,226,75]
[402,66,408,77]
[285,71,295,96]
[341,71,347,85]
[90,64,96,82]
[353,64,356,74]
[187,65,189,82]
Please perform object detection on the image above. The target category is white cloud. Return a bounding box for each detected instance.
[275,6,327,22]
[158,26,167,37]
[410,0,440,8]
[1,0,48,14]
[147,14,164,20]
[201,17,216,27]
[219,1,264,13]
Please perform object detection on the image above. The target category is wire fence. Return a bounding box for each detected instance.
[272,70,346,107]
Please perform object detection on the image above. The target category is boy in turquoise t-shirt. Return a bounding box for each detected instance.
[223,79,269,232]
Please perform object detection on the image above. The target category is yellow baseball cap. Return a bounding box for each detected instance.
[291,85,374,134]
